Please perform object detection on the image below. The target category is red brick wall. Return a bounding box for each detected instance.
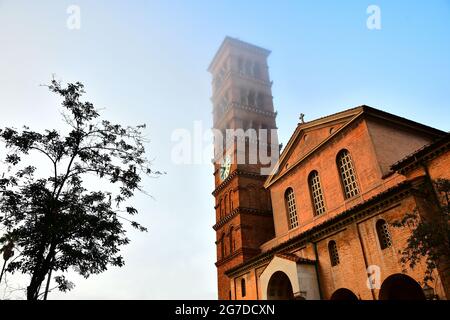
[228,119,448,300]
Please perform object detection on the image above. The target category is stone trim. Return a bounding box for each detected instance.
[215,247,261,267]
[214,101,277,129]
[212,170,266,196]
[213,207,273,231]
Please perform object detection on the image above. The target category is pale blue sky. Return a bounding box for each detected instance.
[0,0,449,299]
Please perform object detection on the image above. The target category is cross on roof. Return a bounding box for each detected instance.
[299,113,305,124]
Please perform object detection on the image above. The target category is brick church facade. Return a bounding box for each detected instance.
[208,37,450,300]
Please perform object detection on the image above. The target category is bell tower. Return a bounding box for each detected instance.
[208,37,278,300]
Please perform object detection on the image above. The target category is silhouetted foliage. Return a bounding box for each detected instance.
[392,179,450,284]
[0,80,161,300]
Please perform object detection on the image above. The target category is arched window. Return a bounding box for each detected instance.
[241,278,247,297]
[240,88,247,105]
[328,240,340,266]
[224,194,228,215]
[253,62,261,78]
[215,68,225,89]
[238,57,244,75]
[229,226,234,253]
[219,96,228,114]
[337,150,360,199]
[285,188,298,229]
[245,60,252,76]
[248,90,256,106]
[256,92,264,108]
[218,198,222,218]
[220,233,225,259]
[229,190,234,212]
[376,220,392,249]
[247,185,257,207]
[309,171,326,216]
[224,234,228,256]
[220,199,224,218]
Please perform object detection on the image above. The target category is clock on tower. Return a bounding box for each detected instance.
[219,155,231,181]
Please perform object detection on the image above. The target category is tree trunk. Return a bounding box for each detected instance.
[26,242,57,300]
[27,273,46,300]
[43,261,54,300]
[0,259,7,283]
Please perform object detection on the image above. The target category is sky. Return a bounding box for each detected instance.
[0,0,449,299]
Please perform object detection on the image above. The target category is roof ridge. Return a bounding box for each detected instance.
[298,105,365,128]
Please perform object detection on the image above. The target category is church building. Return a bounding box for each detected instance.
[208,37,450,300]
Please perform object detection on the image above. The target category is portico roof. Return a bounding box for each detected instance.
[274,253,315,265]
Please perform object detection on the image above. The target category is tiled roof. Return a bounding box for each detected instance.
[391,132,450,173]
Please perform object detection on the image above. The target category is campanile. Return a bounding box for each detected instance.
[208,37,278,300]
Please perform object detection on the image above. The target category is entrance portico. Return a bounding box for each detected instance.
[260,253,320,300]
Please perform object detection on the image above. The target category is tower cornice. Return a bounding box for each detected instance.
[212,169,267,196]
[212,206,273,231]
[215,247,261,267]
[211,70,272,102]
[208,36,271,73]
[213,101,277,129]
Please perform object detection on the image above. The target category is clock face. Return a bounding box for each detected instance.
[220,155,232,181]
